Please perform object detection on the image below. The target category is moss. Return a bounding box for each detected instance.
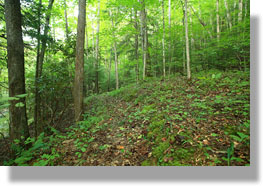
[123,88,138,102]
[147,131,154,139]
[152,141,170,158]
[141,160,151,166]
[141,104,156,114]
[149,119,165,130]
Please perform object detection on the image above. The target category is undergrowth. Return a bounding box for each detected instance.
[8,70,250,166]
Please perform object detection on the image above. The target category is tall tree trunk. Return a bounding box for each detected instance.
[34,0,54,136]
[134,9,139,84]
[238,0,243,22]
[38,0,55,77]
[5,0,30,143]
[95,0,100,94]
[86,27,89,57]
[217,0,220,42]
[64,0,69,38]
[168,0,172,76]
[107,49,112,91]
[189,7,194,61]
[34,0,42,137]
[184,0,191,80]
[224,0,232,30]
[110,10,119,90]
[114,41,119,89]
[140,0,147,80]
[74,0,86,122]
[244,0,247,18]
[162,0,166,78]
[92,20,95,59]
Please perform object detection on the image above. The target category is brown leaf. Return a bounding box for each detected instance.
[203,139,209,145]
[161,137,167,142]
[117,145,125,150]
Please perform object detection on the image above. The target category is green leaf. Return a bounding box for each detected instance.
[88,137,94,143]
[230,135,242,142]
[211,133,218,137]
[15,94,27,98]
[81,147,86,152]
[15,102,25,107]
[237,132,248,140]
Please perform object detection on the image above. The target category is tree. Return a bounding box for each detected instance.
[140,0,147,80]
[34,0,55,136]
[162,0,166,78]
[110,10,119,90]
[238,0,243,22]
[184,0,191,80]
[74,0,86,122]
[217,0,220,42]
[4,0,30,142]
[224,0,232,30]
[95,0,101,94]
[134,9,139,83]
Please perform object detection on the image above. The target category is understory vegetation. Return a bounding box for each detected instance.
[3,70,249,166]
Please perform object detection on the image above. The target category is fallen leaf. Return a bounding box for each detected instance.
[117,145,125,150]
[162,137,167,142]
[203,139,209,145]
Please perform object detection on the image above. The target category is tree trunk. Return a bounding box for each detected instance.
[95,0,100,94]
[140,0,147,80]
[238,0,243,22]
[244,0,247,18]
[5,0,30,142]
[162,0,166,78]
[34,0,54,136]
[217,0,220,42]
[34,0,42,137]
[38,0,55,77]
[224,0,232,30]
[134,9,139,84]
[107,49,112,91]
[184,0,191,80]
[110,10,119,90]
[92,20,95,59]
[74,0,86,122]
[168,0,172,76]
[64,0,69,38]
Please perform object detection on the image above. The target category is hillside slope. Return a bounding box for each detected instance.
[10,71,250,166]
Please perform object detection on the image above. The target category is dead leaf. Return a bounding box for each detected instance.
[161,137,167,142]
[203,139,209,145]
[117,145,125,150]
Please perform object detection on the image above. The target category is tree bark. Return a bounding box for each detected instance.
[110,10,119,90]
[4,0,30,142]
[162,0,166,78]
[38,0,55,77]
[34,0,54,136]
[168,0,172,76]
[224,0,232,30]
[95,0,100,94]
[238,0,243,22]
[217,0,220,42]
[74,0,86,122]
[34,0,42,137]
[184,0,191,80]
[64,0,69,38]
[134,9,139,84]
[140,0,147,80]
[107,49,112,91]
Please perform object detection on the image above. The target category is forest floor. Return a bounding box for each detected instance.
[4,70,250,166]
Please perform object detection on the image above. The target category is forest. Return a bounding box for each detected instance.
[0,0,249,166]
